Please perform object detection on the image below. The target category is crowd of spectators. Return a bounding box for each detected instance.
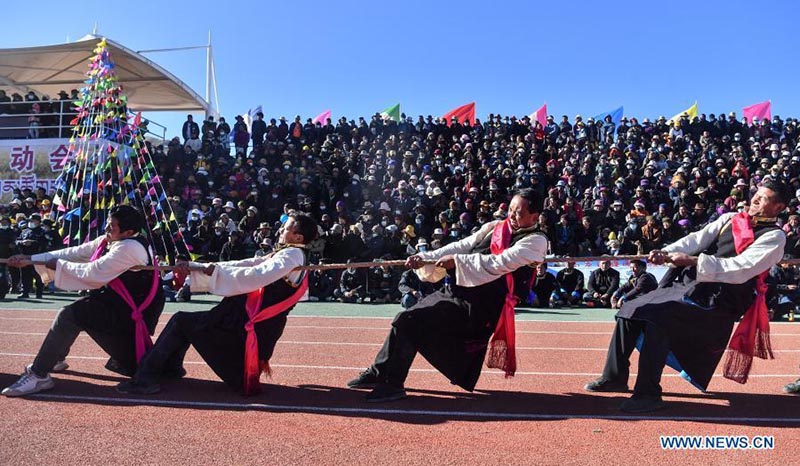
[0,88,79,139]
[2,109,800,309]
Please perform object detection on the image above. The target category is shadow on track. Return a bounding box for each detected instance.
[1,372,797,427]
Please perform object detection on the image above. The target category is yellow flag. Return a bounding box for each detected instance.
[668,101,698,123]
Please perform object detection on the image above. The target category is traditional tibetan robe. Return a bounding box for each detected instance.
[617,212,785,390]
[177,246,308,390]
[32,235,164,372]
[402,220,547,391]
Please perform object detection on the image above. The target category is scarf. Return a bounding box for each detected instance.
[722,212,774,383]
[242,275,308,396]
[485,219,517,377]
[90,238,159,363]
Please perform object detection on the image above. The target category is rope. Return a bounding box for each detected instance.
[4,255,800,271]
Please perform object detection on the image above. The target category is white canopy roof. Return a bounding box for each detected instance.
[0,35,211,113]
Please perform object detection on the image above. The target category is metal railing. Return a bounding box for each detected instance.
[0,99,166,141]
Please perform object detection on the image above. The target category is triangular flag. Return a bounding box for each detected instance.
[594,106,624,127]
[313,109,332,126]
[529,103,547,128]
[742,100,771,123]
[442,102,476,126]
[380,104,401,122]
[669,101,698,123]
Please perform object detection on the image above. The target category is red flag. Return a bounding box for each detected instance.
[442,102,476,126]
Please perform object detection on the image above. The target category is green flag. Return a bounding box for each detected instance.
[380,103,401,122]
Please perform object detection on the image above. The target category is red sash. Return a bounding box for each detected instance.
[485,219,518,377]
[722,212,774,383]
[90,238,159,363]
[242,276,308,396]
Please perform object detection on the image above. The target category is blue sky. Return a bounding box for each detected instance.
[3,0,798,137]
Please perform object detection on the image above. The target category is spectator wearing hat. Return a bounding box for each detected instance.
[606,200,627,234]
[251,112,266,152]
[232,115,249,160]
[207,222,229,260]
[252,222,273,248]
[236,204,257,231]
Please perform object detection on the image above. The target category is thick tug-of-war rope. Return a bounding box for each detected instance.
[4,254,800,271]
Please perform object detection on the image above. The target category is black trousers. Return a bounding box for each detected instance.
[370,319,418,387]
[600,317,671,398]
[133,313,193,384]
[135,310,289,390]
[31,303,137,377]
[19,265,43,295]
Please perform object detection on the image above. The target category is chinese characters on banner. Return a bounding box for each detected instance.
[0,138,71,201]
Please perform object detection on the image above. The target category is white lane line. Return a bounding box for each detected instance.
[23,393,800,424]
[0,352,796,378]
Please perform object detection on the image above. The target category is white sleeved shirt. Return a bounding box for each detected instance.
[663,212,786,285]
[32,236,150,290]
[189,247,306,296]
[415,221,548,287]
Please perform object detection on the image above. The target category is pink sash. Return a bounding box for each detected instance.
[90,238,159,363]
[722,212,774,383]
[242,276,308,396]
[485,219,517,377]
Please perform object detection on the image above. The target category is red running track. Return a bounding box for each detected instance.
[1,309,799,465]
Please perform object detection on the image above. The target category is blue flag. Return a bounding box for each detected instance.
[65,207,82,219]
[594,106,624,126]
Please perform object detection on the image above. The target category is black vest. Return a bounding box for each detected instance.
[255,247,309,310]
[684,219,779,316]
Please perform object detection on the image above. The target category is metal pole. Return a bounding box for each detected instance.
[206,29,211,114]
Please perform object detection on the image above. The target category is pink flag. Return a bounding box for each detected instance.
[743,101,771,123]
[313,110,331,126]
[529,103,547,128]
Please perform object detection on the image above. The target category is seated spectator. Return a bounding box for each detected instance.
[554,261,585,306]
[398,267,437,309]
[583,259,620,308]
[334,260,366,303]
[367,261,400,304]
[529,262,558,308]
[610,259,658,309]
[308,260,337,302]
